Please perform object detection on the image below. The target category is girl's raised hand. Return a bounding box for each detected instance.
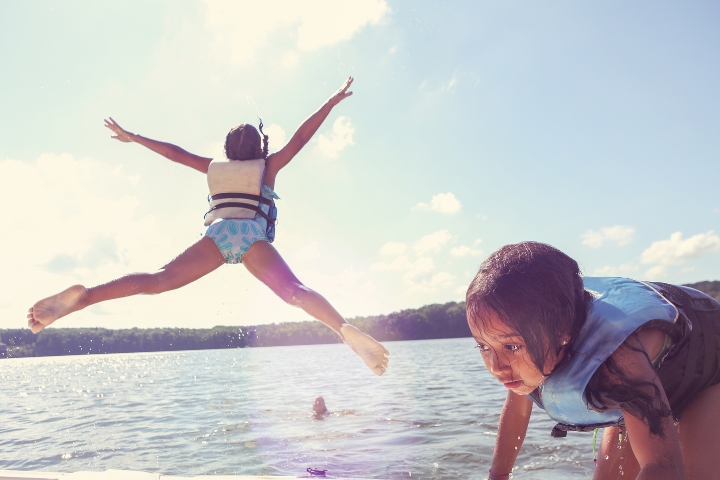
[104,117,133,143]
[328,76,354,106]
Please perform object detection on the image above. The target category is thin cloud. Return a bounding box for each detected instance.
[419,72,459,94]
[414,230,452,255]
[317,116,355,158]
[640,231,720,266]
[380,242,407,256]
[372,233,458,295]
[582,225,635,248]
[296,265,378,314]
[295,0,390,50]
[593,263,639,276]
[0,153,174,326]
[203,0,389,65]
[402,257,436,281]
[264,123,287,152]
[370,255,414,272]
[450,245,482,257]
[44,235,122,274]
[413,192,462,214]
[406,271,454,294]
[291,241,321,264]
[644,265,668,280]
[0,154,163,275]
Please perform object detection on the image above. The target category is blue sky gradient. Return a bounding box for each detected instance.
[1,1,718,329]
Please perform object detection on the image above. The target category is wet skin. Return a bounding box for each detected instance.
[467,306,567,395]
[468,306,668,395]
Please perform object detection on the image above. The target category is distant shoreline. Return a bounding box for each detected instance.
[3,280,717,359]
[1,301,470,359]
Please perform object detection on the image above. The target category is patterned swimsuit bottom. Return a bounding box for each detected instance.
[204,185,279,264]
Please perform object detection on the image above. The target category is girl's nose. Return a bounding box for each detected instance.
[487,350,511,376]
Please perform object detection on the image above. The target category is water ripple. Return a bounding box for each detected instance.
[0,339,594,478]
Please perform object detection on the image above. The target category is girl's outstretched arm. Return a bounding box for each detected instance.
[263,76,354,188]
[104,118,213,173]
[488,392,532,479]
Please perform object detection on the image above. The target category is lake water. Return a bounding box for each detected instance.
[0,338,595,479]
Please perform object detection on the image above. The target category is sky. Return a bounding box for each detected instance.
[1,0,719,330]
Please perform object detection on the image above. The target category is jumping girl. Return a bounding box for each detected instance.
[27,77,389,376]
[466,242,720,480]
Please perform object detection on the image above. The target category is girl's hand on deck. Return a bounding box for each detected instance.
[328,76,354,106]
[104,117,134,143]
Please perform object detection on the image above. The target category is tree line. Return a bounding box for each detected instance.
[2,280,717,359]
[0,301,469,358]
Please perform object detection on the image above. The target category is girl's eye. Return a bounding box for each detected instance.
[505,344,523,353]
[474,343,490,352]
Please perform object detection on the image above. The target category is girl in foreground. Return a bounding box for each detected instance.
[466,242,720,480]
[27,77,389,376]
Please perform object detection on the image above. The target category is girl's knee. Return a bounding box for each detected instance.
[278,282,310,306]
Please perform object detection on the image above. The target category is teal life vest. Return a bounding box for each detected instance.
[528,277,679,432]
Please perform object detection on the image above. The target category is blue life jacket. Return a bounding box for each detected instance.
[528,277,678,430]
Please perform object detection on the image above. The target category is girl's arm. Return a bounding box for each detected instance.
[263,77,354,189]
[602,338,684,479]
[104,118,213,174]
[489,391,532,479]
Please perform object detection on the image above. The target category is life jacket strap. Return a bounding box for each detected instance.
[204,202,275,223]
[210,192,273,205]
[550,420,621,437]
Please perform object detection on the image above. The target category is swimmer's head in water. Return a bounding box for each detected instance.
[225,123,269,160]
[466,242,592,391]
[313,396,328,415]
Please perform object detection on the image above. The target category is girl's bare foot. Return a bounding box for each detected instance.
[27,285,87,333]
[340,324,390,376]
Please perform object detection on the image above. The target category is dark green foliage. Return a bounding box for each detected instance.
[0,328,39,346]
[0,301,468,358]
[247,301,471,347]
[1,326,248,358]
[350,302,470,342]
[2,280,716,359]
[683,280,720,302]
[248,322,340,347]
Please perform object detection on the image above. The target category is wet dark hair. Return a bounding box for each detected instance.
[466,241,671,437]
[224,122,269,160]
[585,335,671,436]
[466,241,590,375]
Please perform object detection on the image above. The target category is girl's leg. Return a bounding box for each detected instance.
[28,236,225,333]
[241,240,389,375]
[592,426,641,480]
[676,382,720,480]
